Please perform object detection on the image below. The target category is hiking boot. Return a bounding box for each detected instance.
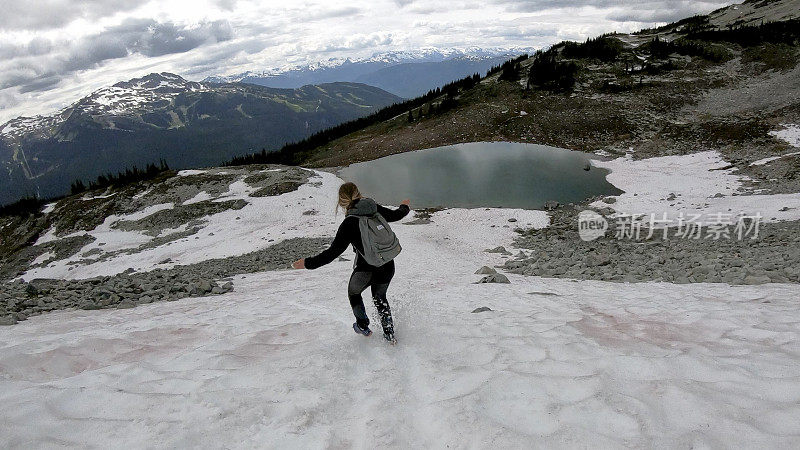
[353,322,372,336]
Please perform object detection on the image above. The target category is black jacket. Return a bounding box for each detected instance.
[305,198,410,270]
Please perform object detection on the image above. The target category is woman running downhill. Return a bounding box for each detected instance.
[292,182,410,344]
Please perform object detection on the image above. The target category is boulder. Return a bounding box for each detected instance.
[485,246,511,255]
[404,218,432,225]
[471,307,493,313]
[0,315,17,326]
[475,266,498,275]
[80,300,102,310]
[198,280,213,293]
[744,275,771,285]
[478,273,510,284]
[25,283,40,296]
[543,201,560,211]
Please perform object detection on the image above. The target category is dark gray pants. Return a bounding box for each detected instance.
[348,260,395,336]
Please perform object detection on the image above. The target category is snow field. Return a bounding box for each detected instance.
[591,150,800,222]
[2,153,800,448]
[2,246,799,447]
[23,171,342,280]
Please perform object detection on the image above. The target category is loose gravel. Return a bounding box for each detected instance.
[0,237,329,325]
[503,206,800,284]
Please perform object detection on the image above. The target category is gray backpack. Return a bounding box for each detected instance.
[346,198,402,267]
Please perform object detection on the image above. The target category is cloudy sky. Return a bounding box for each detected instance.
[0,0,729,123]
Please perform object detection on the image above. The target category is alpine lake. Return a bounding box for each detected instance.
[338,141,622,210]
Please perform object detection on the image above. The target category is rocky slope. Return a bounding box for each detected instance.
[0,164,333,324]
[0,73,401,205]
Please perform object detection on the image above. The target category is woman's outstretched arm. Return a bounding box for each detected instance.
[296,220,352,270]
[378,199,411,222]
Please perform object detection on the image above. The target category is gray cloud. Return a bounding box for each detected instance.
[314,33,394,54]
[19,76,62,94]
[0,19,233,92]
[0,37,54,60]
[183,37,271,71]
[0,89,19,110]
[491,25,561,39]
[215,0,239,12]
[409,3,481,14]
[0,0,141,30]
[307,7,362,21]
[94,18,234,58]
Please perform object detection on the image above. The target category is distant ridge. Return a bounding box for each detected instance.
[204,47,533,98]
[0,73,401,205]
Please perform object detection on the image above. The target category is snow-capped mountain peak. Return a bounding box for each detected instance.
[0,115,60,140]
[205,47,533,83]
[0,73,211,140]
[84,72,210,116]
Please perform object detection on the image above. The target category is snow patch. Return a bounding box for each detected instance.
[132,187,153,200]
[592,151,800,222]
[182,191,213,205]
[40,203,56,214]
[750,151,800,166]
[31,251,55,266]
[23,203,174,280]
[771,124,800,147]
[115,203,174,222]
[33,227,85,246]
[82,192,116,201]
[213,178,256,201]
[177,169,207,176]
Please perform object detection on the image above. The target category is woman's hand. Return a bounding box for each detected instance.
[400,199,410,207]
[292,259,305,269]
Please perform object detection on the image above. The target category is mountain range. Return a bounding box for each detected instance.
[0,73,400,205]
[204,48,531,98]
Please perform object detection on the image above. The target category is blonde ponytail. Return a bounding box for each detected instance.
[337,182,362,212]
